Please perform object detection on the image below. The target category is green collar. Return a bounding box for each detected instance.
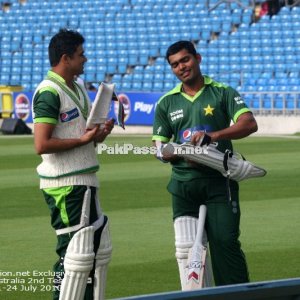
[46,71,89,119]
[176,75,213,102]
[171,75,213,102]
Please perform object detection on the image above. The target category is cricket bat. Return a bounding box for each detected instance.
[185,205,208,290]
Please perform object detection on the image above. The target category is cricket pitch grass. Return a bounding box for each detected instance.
[0,134,300,299]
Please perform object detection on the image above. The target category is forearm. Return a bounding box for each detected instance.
[34,136,90,154]
[34,123,100,155]
[211,122,257,142]
[210,114,258,142]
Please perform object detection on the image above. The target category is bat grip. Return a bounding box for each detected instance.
[195,205,207,246]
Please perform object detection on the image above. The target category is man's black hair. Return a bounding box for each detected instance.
[165,40,197,63]
[48,28,85,67]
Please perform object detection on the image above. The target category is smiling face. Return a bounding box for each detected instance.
[168,49,202,85]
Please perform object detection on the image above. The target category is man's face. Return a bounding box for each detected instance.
[168,49,201,84]
[67,45,87,76]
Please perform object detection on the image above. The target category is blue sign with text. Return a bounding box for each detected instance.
[13,91,163,126]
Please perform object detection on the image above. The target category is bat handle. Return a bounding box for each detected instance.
[196,205,207,246]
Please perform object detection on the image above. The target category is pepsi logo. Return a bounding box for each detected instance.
[61,113,68,121]
[60,108,79,122]
[114,93,131,122]
[182,129,191,140]
[15,94,30,120]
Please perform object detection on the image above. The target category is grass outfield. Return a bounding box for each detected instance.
[0,134,300,299]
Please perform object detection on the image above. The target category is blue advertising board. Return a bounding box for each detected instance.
[12,91,163,126]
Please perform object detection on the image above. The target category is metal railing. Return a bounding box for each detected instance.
[208,0,256,10]
[240,91,300,115]
[285,0,300,7]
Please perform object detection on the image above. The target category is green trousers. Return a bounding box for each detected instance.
[168,177,249,286]
[43,185,102,300]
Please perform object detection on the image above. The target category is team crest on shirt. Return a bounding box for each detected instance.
[60,108,79,122]
[204,104,215,116]
[179,125,212,143]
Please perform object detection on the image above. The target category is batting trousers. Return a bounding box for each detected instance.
[42,185,102,300]
[168,177,250,286]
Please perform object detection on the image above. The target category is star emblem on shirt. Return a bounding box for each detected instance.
[204,104,215,116]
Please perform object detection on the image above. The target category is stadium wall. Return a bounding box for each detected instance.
[1,91,299,136]
[111,116,300,136]
[1,115,299,136]
[255,116,300,135]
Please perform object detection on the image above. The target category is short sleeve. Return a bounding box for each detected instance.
[152,99,172,142]
[33,87,60,124]
[224,87,251,123]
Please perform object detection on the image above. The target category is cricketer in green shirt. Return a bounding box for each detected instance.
[154,40,256,289]
[152,75,251,181]
[33,70,89,126]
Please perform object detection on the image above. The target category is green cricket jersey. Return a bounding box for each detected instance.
[33,70,89,124]
[152,76,251,181]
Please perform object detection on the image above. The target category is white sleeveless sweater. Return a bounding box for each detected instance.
[33,78,99,189]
